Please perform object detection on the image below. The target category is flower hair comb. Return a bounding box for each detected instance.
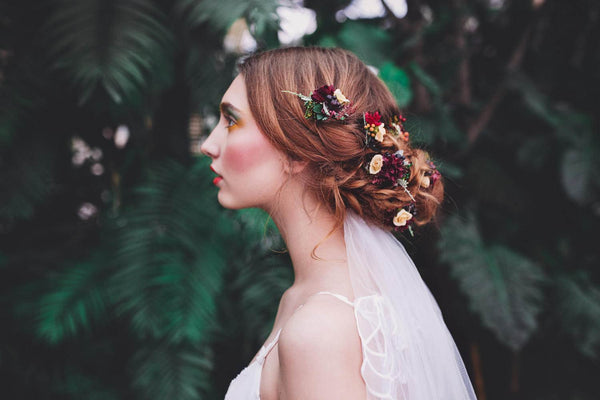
[363,110,438,235]
[283,85,353,121]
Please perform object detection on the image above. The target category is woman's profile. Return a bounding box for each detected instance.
[201,47,477,400]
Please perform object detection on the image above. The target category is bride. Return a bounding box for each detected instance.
[201,46,477,400]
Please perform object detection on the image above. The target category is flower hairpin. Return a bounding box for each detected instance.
[282,85,353,121]
[364,111,387,150]
[367,150,415,202]
[421,156,441,189]
[392,203,416,235]
[364,110,417,235]
[389,114,409,142]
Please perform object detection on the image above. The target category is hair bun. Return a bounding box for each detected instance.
[238,47,444,233]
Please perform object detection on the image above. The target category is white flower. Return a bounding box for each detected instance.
[334,89,350,105]
[369,154,383,174]
[391,122,402,136]
[375,124,386,142]
[421,176,431,188]
[393,209,413,227]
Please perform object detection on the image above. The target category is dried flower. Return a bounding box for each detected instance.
[393,209,413,227]
[376,124,386,142]
[369,154,384,174]
[334,88,350,105]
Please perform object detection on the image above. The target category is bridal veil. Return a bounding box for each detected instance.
[344,211,478,400]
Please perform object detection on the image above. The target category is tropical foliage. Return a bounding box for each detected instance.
[1,0,599,399]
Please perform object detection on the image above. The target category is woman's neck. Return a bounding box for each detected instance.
[268,186,349,289]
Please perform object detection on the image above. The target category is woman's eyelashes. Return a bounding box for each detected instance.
[224,114,237,129]
[219,102,241,131]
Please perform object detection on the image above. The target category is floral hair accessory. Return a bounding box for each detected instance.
[421,156,441,189]
[390,114,409,142]
[364,111,387,149]
[363,111,417,235]
[282,85,353,121]
[367,150,415,202]
[388,203,416,236]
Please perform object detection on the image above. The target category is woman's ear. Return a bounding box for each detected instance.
[282,158,308,175]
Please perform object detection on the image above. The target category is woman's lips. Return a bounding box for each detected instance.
[210,165,222,185]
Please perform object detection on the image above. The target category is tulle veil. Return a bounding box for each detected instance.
[344,211,478,400]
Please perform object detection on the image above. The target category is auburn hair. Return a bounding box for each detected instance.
[238,47,443,232]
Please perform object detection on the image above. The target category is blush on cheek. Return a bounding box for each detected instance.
[223,135,272,173]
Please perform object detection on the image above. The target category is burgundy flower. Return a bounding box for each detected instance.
[283,85,352,121]
[371,152,411,186]
[427,160,441,185]
[311,85,335,103]
[365,111,382,126]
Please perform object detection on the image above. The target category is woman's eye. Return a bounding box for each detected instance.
[225,116,237,129]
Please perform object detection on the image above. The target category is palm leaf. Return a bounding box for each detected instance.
[222,208,292,340]
[131,342,212,400]
[108,158,227,343]
[561,135,600,205]
[36,258,108,344]
[555,272,600,359]
[42,0,174,105]
[54,369,120,400]
[439,212,547,350]
[0,140,56,224]
[208,209,292,395]
[175,0,279,36]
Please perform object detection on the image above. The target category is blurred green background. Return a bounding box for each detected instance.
[1,0,599,399]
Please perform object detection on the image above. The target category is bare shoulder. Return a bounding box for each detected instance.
[277,295,365,400]
[279,295,358,350]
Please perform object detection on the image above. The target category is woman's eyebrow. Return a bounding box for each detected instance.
[219,102,241,120]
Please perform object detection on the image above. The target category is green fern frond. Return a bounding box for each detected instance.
[42,0,174,105]
[131,342,212,400]
[439,213,547,350]
[54,370,120,400]
[36,259,108,344]
[109,158,226,343]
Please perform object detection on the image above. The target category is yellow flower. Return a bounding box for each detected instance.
[369,154,383,174]
[393,209,413,227]
[375,124,386,142]
[334,89,350,105]
[421,176,431,188]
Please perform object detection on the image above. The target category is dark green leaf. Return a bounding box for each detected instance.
[439,213,546,350]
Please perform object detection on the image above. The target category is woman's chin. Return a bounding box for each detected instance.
[217,191,246,210]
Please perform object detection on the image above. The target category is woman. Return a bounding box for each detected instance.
[201,47,477,400]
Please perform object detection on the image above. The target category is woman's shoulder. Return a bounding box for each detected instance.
[276,293,365,397]
[278,293,360,361]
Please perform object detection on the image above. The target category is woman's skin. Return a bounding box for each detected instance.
[201,75,366,400]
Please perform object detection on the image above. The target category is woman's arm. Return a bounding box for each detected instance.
[277,297,366,400]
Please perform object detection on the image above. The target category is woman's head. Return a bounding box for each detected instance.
[200,75,292,210]
[206,46,443,231]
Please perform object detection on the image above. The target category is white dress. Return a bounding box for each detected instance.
[223,291,355,400]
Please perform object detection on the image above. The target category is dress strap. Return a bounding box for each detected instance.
[261,328,282,360]
[314,291,354,307]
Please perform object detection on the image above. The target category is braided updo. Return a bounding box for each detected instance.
[238,47,443,232]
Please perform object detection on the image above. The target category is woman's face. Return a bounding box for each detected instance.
[201,75,289,210]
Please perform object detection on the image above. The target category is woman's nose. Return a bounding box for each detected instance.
[200,131,219,159]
